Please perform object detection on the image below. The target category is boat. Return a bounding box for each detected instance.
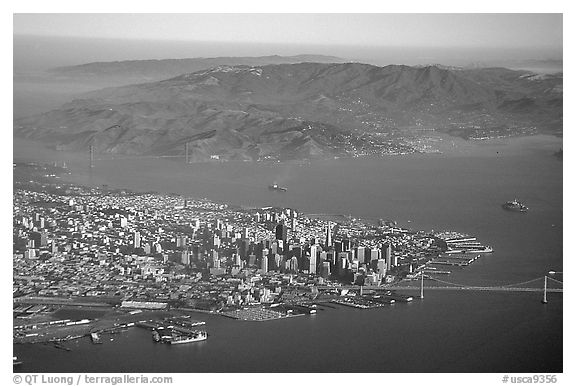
[465,246,493,253]
[268,183,287,192]
[152,330,161,342]
[169,331,207,345]
[502,199,528,212]
[90,332,102,344]
[13,356,23,367]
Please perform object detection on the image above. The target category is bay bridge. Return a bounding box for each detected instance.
[317,274,563,303]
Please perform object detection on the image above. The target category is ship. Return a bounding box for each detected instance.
[268,183,287,192]
[169,330,207,345]
[90,332,102,344]
[502,199,528,212]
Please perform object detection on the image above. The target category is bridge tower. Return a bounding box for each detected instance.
[542,275,548,304]
[89,145,94,168]
[420,272,424,299]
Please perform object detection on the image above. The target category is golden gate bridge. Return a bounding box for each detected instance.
[89,142,195,168]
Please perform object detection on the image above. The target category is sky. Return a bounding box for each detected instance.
[14,13,562,50]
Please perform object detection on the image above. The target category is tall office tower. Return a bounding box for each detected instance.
[292,246,303,269]
[261,249,269,268]
[291,217,297,232]
[25,248,37,260]
[261,256,269,273]
[289,256,299,273]
[339,255,348,276]
[181,250,190,265]
[274,254,282,271]
[248,254,256,267]
[370,249,380,262]
[237,239,249,260]
[356,246,366,264]
[326,251,335,271]
[176,236,187,248]
[40,232,48,247]
[309,245,318,274]
[334,241,343,255]
[325,221,333,248]
[321,262,331,278]
[275,223,288,242]
[377,259,387,280]
[133,231,141,249]
[342,239,350,252]
[383,243,393,270]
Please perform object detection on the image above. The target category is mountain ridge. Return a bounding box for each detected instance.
[15,62,562,161]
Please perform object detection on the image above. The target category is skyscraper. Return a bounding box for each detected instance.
[356,246,365,264]
[321,262,331,278]
[133,231,141,249]
[289,256,299,273]
[181,250,189,265]
[275,223,288,242]
[384,243,393,270]
[342,238,350,252]
[309,244,318,274]
[325,221,333,248]
[377,259,387,280]
[370,248,380,262]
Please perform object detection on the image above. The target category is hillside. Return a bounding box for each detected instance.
[15,62,563,161]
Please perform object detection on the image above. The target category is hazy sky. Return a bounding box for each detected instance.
[14,13,562,49]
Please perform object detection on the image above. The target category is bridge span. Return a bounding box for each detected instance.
[316,275,563,295]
